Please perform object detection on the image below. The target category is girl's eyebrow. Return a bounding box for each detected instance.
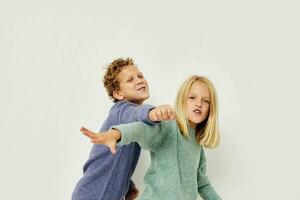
[188,92,210,99]
[188,92,196,96]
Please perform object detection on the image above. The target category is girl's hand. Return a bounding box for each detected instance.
[80,126,121,154]
[149,104,175,122]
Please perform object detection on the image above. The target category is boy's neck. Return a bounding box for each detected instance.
[122,99,145,105]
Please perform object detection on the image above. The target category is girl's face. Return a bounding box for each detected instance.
[186,82,210,128]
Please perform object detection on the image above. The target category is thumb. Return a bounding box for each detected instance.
[109,142,117,154]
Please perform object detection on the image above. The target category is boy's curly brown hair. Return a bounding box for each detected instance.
[102,57,135,102]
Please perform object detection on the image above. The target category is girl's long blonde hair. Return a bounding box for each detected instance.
[174,75,220,148]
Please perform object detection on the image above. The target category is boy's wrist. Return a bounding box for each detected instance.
[148,108,156,122]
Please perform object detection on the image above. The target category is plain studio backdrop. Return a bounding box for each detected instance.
[1,0,299,199]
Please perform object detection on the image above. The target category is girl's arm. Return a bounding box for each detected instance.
[80,126,121,154]
[112,121,166,151]
[81,121,166,153]
[197,146,222,200]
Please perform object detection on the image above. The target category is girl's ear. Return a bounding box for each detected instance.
[112,90,124,101]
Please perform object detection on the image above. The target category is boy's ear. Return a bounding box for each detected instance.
[112,90,124,101]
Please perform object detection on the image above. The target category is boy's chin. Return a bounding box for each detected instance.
[139,95,150,102]
[132,95,150,104]
[139,93,150,100]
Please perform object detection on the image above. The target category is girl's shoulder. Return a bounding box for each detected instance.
[161,120,180,132]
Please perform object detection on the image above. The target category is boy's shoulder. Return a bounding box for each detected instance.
[110,100,154,113]
[103,101,140,126]
[109,100,137,112]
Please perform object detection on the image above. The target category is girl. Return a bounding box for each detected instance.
[81,75,222,200]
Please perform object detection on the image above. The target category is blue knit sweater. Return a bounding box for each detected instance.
[72,100,155,200]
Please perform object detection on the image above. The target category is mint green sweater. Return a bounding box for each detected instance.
[113,120,221,200]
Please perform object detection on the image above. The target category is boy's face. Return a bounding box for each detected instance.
[113,65,150,105]
[186,81,210,128]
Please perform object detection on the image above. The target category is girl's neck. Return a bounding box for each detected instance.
[188,121,197,129]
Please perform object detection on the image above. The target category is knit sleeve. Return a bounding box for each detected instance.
[197,146,222,200]
[112,121,165,151]
[115,101,156,125]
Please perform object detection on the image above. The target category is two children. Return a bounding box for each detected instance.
[72,58,174,200]
[81,75,222,200]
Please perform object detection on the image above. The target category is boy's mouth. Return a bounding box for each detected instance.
[137,86,147,91]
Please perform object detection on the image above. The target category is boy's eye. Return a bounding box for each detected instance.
[127,78,134,83]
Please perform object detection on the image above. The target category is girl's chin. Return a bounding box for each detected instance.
[188,119,204,127]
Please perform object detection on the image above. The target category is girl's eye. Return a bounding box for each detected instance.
[189,96,195,99]
[138,74,144,78]
[204,100,210,104]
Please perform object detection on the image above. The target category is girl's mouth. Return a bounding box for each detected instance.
[193,109,201,115]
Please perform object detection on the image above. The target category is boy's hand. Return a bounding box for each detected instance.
[125,185,139,200]
[149,104,175,122]
[80,126,121,154]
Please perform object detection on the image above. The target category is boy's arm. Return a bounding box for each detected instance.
[116,102,175,125]
[116,102,155,125]
[129,179,135,188]
[197,147,222,200]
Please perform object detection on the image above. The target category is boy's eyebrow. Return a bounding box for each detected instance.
[124,72,143,81]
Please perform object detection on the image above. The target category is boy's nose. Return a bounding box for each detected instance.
[136,78,144,85]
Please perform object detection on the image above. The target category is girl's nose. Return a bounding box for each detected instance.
[196,102,202,108]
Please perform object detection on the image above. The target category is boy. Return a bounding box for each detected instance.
[72,58,174,200]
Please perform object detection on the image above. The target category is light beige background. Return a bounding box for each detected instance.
[1,0,299,199]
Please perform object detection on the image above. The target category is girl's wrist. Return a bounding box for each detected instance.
[111,129,121,141]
